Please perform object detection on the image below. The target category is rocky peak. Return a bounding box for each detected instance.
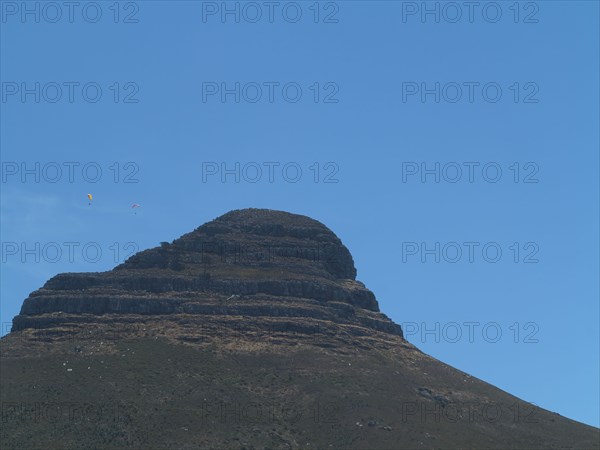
[122,208,358,280]
[11,209,402,338]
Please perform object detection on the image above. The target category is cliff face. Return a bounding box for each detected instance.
[2,209,598,450]
[11,208,402,339]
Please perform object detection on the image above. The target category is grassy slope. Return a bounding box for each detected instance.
[1,334,598,450]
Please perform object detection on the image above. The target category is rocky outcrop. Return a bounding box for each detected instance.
[11,209,402,338]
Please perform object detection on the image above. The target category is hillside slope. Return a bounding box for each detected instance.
[1,209,598,449]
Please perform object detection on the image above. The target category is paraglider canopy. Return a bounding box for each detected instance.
[87,194,93,201]
[131,203,141,208]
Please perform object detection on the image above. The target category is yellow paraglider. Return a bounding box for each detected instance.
[87,193,93,205]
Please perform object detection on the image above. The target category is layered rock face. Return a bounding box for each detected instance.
[12,209,403,338]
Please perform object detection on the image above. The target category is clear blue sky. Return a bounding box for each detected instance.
[1,1,598,427]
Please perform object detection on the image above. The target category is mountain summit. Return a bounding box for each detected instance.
[2,209,598,449]
[12,208,401,338]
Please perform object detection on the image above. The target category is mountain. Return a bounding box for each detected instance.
[1,208,598,449]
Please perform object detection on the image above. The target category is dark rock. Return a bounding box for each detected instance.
[11,209,401,339]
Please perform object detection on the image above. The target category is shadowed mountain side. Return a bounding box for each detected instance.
[1,209,598,449]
